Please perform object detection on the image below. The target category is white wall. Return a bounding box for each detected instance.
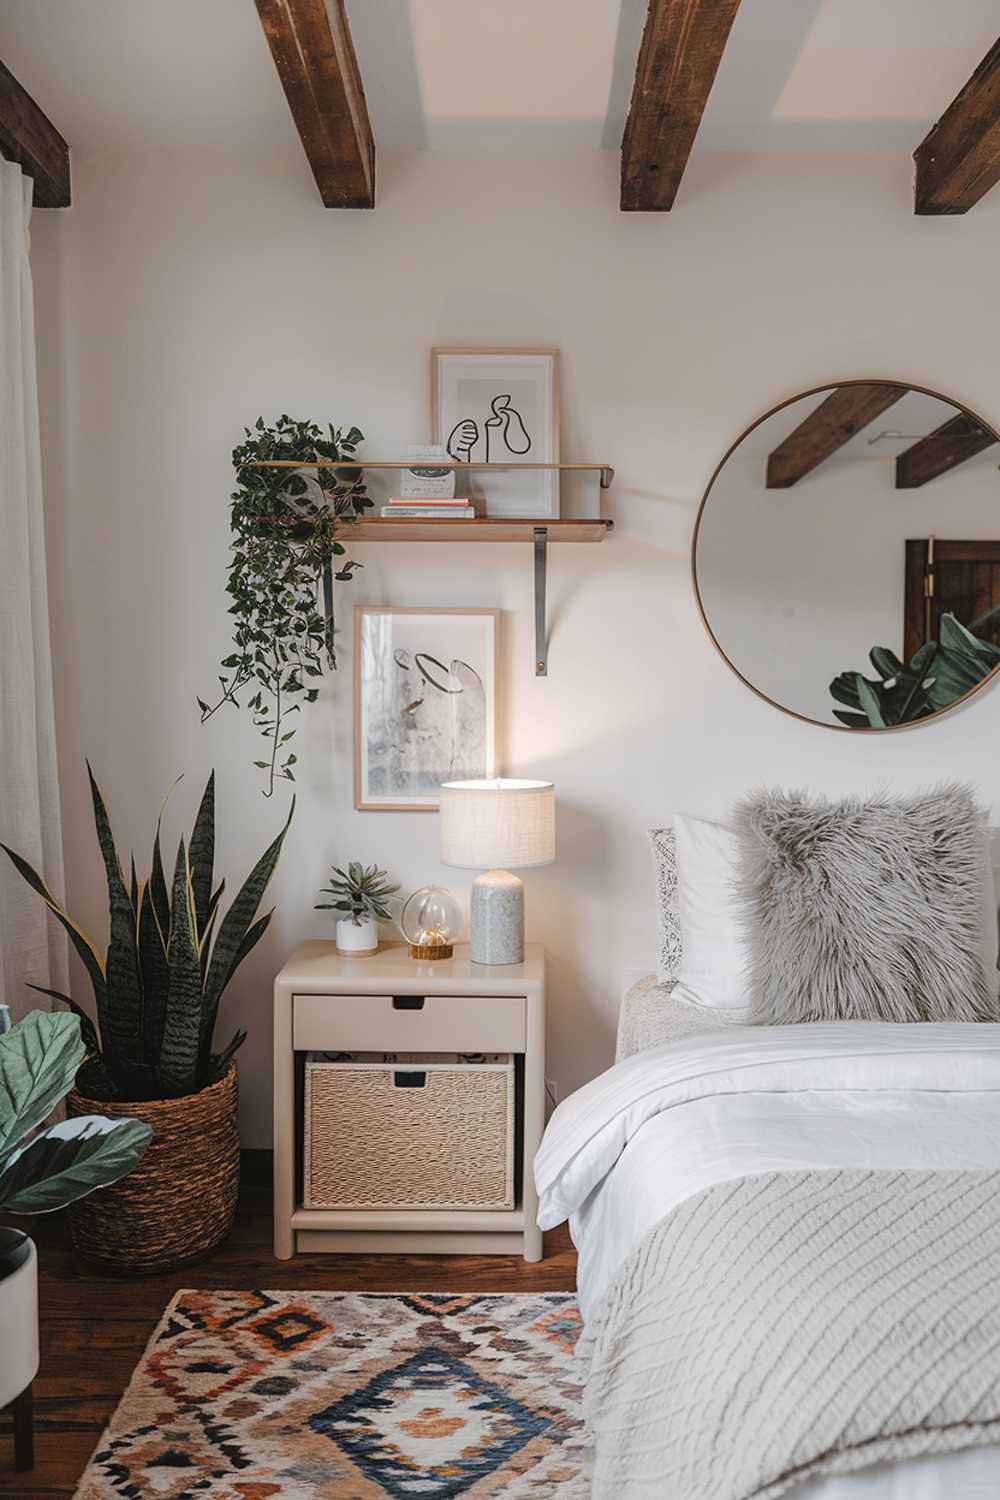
[27,142,1000,1145]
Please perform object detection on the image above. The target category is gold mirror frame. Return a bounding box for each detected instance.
[691,379,1000,732]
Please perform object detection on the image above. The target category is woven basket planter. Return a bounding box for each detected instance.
[65,1063,240,1275]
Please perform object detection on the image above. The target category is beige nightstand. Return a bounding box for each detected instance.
[273,941,546,1261]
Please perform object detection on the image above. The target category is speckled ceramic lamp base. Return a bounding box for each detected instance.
[470,869,525,965]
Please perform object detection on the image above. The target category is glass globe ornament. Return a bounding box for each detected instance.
[400,886,463,960]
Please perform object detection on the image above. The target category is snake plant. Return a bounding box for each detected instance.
[0,1010,151,1214]
[1,766,293,1101]
[315,862,400,925]
[830,611,1000,728]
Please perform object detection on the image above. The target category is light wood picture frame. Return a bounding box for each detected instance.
[354,607,500,811]
[431,348,561,518]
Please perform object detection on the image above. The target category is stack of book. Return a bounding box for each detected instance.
[380,497,476,518]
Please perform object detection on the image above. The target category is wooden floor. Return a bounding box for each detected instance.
[0,1155,577,1496]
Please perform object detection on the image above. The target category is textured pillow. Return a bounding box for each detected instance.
[734,784,1000,1025]
[648,826,682,984]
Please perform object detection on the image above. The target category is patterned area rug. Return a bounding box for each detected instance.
[74,1290,587,1498]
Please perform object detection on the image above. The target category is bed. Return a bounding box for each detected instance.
[535,797,1000,1499]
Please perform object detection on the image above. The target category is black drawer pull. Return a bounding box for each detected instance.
[392,995,425,1010]
[394,1071,427,1088]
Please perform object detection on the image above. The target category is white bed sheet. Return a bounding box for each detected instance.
[571,1088,1000,1315]
[536,1024,1000,1499]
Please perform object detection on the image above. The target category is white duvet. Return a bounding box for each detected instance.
[535,1022,1000,1500]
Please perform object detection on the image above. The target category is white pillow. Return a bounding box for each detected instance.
[672,814,750,1015]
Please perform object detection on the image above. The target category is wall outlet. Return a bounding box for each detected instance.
[544,1077,560,1118]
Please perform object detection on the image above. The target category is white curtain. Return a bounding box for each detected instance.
[0,160,67,1020]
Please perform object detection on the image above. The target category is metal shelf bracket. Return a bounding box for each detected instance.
[533,526,548,676]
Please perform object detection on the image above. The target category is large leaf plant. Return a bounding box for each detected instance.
[200,415,371,796]
[1,765,293,1101]
[830,610,1000,728]
[0,1010,151,1215]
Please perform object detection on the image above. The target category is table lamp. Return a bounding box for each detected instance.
[439,779,555,965]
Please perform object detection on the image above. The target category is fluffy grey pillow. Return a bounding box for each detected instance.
[734,784,999,1025]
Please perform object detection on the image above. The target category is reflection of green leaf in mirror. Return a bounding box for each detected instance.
[927,615,1000,711]
[830,609,1000,728]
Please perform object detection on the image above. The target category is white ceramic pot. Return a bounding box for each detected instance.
[0,1232,39,1411]
[336,914,378,957]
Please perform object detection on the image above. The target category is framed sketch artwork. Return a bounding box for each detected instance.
[354,607,499,811]
[432,348,560,518]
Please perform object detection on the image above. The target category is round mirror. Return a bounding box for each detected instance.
[693,381,1000,730]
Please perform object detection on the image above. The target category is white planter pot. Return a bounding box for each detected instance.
[336,914,378,957]
[0,1233,39,1410]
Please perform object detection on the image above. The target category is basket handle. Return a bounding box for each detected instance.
[393,1071,427,1089]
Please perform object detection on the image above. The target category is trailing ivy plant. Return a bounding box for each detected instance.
[200,416,371,795]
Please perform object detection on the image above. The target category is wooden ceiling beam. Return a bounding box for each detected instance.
[895,413,997,488]
[766,384,904,489]
[621,0,742,211]
[255,0,374,209]
[914,37,1000,214]
[0,58,70,207]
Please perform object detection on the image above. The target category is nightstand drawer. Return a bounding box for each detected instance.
[292,992,527,1052]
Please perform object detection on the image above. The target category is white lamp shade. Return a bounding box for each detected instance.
[439,779,555,870]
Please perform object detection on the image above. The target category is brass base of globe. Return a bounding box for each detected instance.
[409,941,454,961]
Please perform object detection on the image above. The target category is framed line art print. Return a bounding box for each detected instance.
[354,607,500,811]
[431,348,560,519]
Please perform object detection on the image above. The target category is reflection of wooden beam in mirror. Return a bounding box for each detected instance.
[0,58,70,207]
[255,0,375,208]
[765,384,904,489]
[621,0,743,211]
[914,38,1000,215]
[895,414,998,488]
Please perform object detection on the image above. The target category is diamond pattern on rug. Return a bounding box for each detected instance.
[73,1290,587,1499]
[248,1305,331,1354]
[309,1346,550,1499]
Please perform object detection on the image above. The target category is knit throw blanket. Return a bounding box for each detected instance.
[578,1169,1000,1500]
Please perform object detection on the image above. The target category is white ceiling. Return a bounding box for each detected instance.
[0,0,996,156]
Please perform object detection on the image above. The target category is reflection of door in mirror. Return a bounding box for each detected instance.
[693,381,1000,731]
[905,540,1000,661]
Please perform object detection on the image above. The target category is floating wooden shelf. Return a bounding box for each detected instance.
[349,517,613,543]
[245,458,615,676]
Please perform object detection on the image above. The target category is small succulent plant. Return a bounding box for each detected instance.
[315,863,400,926]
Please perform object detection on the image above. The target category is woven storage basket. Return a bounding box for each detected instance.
[305,1052,515,1211]
[65,1063,240,1275]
